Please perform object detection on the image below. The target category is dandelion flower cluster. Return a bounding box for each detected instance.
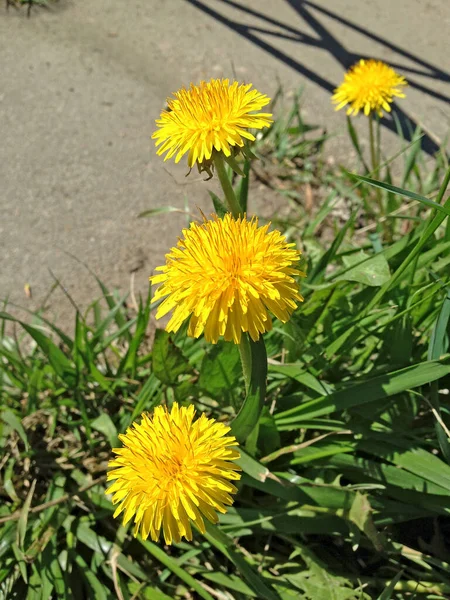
[152,78,272,174]
[332,59,407,117]
[150,213,304,344]
[106,403,241,544]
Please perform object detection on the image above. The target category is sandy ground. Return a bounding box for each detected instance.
[1,0,449,327]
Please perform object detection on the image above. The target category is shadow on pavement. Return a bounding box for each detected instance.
[186,0,450,156]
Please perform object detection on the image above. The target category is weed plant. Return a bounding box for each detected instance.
[1,89,450,599]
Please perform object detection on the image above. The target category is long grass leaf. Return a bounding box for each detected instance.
[428,284,450,462]
[0,313,76,385]
[353,174,450,217]
[17,479,36,549]
[276,358,450,422]
[204,523,281,600]
[231,337,267,443]
[346,116,369,172]
[137,539,215,600]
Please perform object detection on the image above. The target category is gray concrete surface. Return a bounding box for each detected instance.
[1,0,449,326]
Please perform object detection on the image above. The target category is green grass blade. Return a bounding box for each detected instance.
[346,116,369,172]
[401,130,423,187]
[204,523,281,600]
[428,284,450,462]
[138,206,189,218]
[17,479,36,550]
[118,287,151,377]
[63,252,132,342]
[360,439,450,493]
[308,213,356,282]
[343,167,450,324]
[0,302,73,349]
[353,174,450,217]
[231,337,267,444]
[137,539,215,600]
[236,158,251,212]
[276,357,450,422]
[73,553,109,600]
[90,292,129,346]
[209,190,228,218]
[0,313,76,385]
[1,409,29,450]
[126,373,162,427]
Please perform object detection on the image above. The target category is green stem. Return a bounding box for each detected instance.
[369,113,383,215]
[368,114,377,176]
[238,333,252,395]
[376,113,381,170]
[213,154,242,218]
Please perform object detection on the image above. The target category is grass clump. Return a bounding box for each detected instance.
[1,85,450,600]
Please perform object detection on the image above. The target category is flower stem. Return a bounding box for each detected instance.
[238,333,252,396]
[369,113,383,215]
[376,113,381,170]
[368,114,377,175]
[213,154,242,218]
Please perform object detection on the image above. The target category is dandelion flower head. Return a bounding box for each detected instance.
[150,213,305,344]
[152,78,272,174]
[106,403,241,544]
[332,59,407,117]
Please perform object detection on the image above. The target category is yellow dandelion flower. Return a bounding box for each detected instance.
[152,78,272,175]
[332,59,407,117]
[106,403,241,545]
[150,213,305,344]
